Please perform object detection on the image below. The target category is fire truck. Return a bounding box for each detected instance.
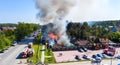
[103,46,115,56]
[21,42,34,58]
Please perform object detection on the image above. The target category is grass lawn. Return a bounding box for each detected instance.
[45,47,56,63]
[27,44,56,64]
[28,44,42,63]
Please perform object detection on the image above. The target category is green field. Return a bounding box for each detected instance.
[45,47,56,63]
[27,44,56,64]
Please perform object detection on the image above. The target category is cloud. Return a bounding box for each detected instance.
[65,0,120,22]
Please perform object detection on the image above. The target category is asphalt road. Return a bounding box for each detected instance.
[0,44,27,65]
[0,30,40,65]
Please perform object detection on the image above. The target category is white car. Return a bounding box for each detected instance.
[12,41,17,46]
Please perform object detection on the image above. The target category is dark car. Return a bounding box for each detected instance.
[116,55,120,59]
[77,48,84,52]
[83,55,90,60]
[77,46,84,52]
[81,47,87,52]
[75,55,81,60]
[97,54,104,58]
[92,55,98,59]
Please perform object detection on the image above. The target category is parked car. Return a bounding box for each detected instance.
[95,57,102,63]
[75,55,81,60]
[91,58,96,63]
[92,55,98,59]
[116,55,120,59]
[83,55,90,60]
[81,47,87,52]
[77,47,84,52]
[12,41,17,46]
[91,57,102,63]
[97,54,104,58]
[102,54,108,58]
[77,48,84,52]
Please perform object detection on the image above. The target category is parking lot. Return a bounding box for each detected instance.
[53,48,120,63]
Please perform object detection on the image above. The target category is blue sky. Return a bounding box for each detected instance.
[0,0,120,23]
[0,0,38,23]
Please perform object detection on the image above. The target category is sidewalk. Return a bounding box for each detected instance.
[49,59,120,65]
[41,45,45,64]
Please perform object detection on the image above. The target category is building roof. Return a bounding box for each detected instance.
[76,40,89,46]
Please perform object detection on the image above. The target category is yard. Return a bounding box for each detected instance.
[45,47,56,63]
[27,44,56,64]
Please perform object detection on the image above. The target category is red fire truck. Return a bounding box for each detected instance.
[103,46,115,56]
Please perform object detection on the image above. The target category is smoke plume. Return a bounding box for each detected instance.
[36,0,75,46]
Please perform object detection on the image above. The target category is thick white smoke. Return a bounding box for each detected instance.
[36,0,75,24]
[36,0,75,46]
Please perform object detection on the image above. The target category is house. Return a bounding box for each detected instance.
[99,38,110,44]
[2,27,15,31]
[75,40,89,46]
[99,38,117,46]
[110,26,117,32]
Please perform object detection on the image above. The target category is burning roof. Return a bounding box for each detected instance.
[36,0,75,46]
[48,33,60,40]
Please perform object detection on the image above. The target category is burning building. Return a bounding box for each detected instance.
[36,0,76,47]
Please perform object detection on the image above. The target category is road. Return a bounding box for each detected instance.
[0,44,27,65]
[0,30,40,65]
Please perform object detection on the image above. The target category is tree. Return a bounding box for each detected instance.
[15,22,40,41]
[67,22,81,39]
[108,32,120,42]
[80,22,90,40]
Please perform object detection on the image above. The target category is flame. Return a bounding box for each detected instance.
[48,33,60,40]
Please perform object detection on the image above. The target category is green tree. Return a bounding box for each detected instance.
[15,22,40,41]
[108,32,120,42]
[80,22,90,40]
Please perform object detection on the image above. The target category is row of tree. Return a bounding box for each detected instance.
[0,22,40,51]
[15,22,40,41]
[0,23,17,27]
[0,30,15,51]
[108,32,120,43]
[67,22,120,43]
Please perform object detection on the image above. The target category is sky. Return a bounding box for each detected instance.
[0,0,39,23]
[0,0,120,23]
[65,0,120,22]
